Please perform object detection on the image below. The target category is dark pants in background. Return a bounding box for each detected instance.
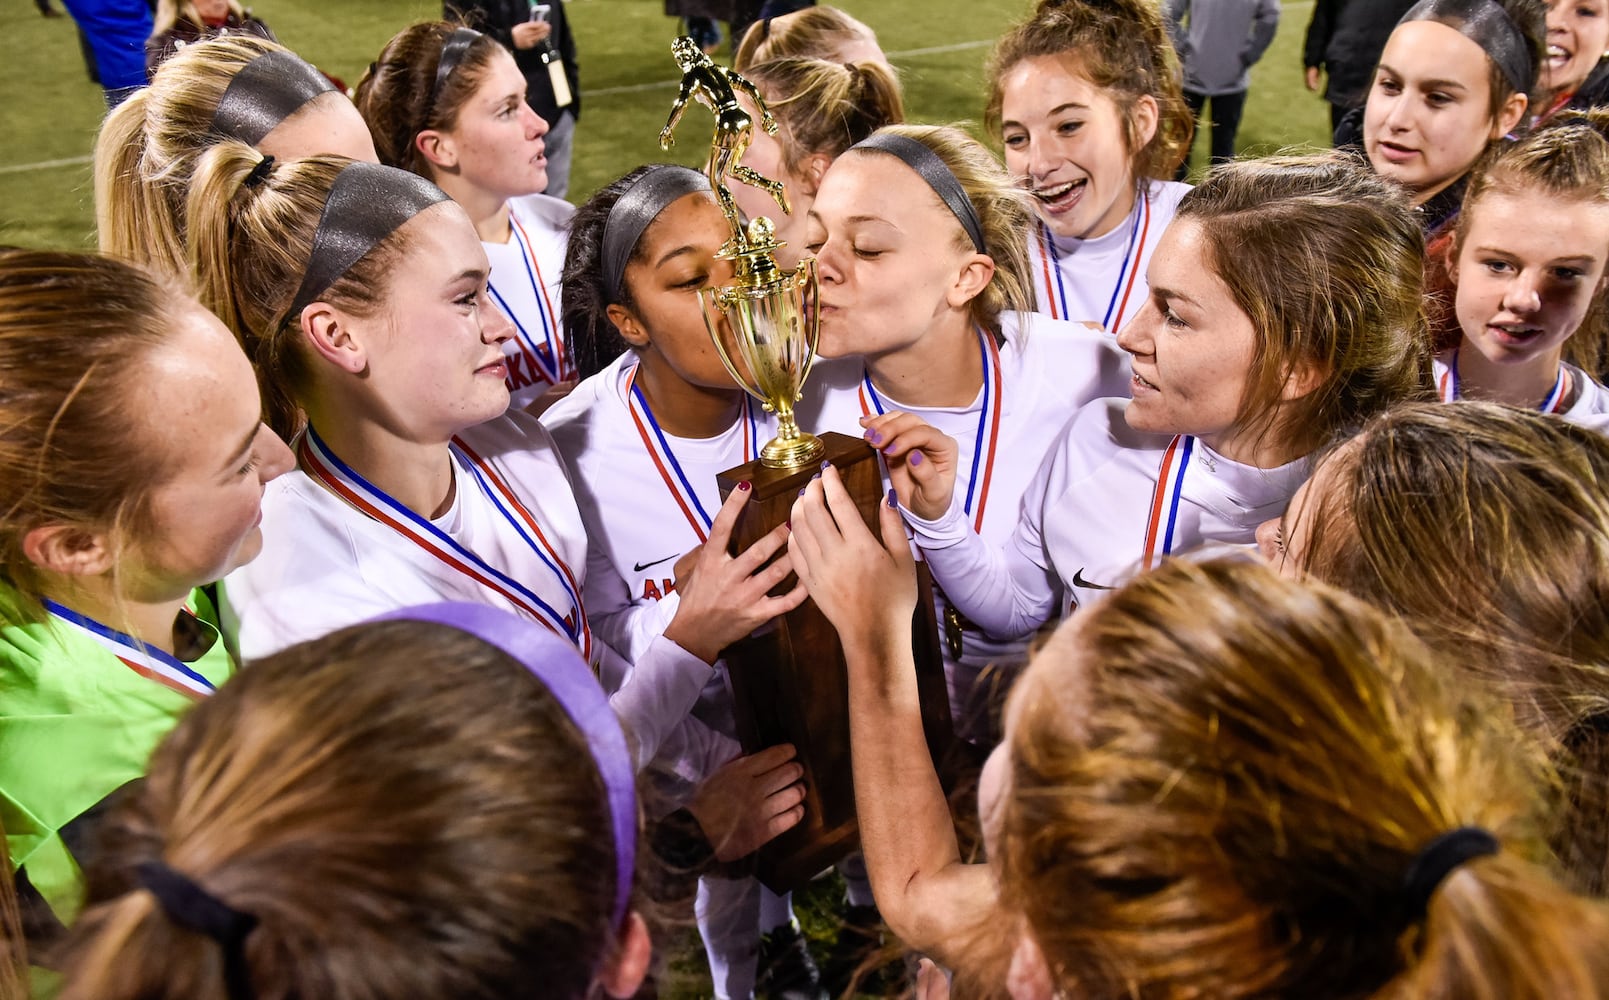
[1178,89,1248,179]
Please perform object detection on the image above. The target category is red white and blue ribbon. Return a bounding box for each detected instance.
[43,599,215,699]
[1141,434,1194,570]
[1035,185,1151,333]
[487,212,569,386]
[625,365,757,543]
[1439,350,1569,412]
[859,327,1003,533]
[299,426,591,659]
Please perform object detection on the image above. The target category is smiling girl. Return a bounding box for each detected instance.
[181,147,798,771]
[1436,114,1609,412]
[1361,0,1546,235]
[359,22,575,412]
[0,250,292,952]
[1540,0,1609,117]
[874,153,1427,625]
[987,0,1195,333]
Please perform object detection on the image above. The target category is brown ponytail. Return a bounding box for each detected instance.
[976,557,1609,999]
[743,57,904,181]
[58,619,632,1000]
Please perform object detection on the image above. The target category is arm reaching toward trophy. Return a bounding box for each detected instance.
[687,742,808,861]
[860,410,1058,640]
[664,482,806,664]
[859,410,961,522]
[788,465,997,959]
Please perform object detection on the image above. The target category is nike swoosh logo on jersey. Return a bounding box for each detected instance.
[1070,568,1114,591]
[633,554,677,573]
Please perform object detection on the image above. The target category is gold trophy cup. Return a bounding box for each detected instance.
[660,39,950,892]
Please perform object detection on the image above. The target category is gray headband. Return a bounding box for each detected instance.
[850,132,988,255]
[1400,0,1534,94]
[210,50,337,145]
[601,165,712,301]
[282,163,451,327]
[426,27,484,122]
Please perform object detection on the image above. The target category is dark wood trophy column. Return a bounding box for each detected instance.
[716,431,951,892]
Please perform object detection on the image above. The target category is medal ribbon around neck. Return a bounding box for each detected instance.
[1141,434,1195,570]
[299,426,591,659]
[1036,185,1151,332]
[625,364,757,544]
[487,212,570,386]
[858,327,1003,533]
[43,599,215,699]
[1440,350,1569,412]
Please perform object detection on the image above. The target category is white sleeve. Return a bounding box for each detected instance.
[600,632,715,771]
[903,479,1060,641]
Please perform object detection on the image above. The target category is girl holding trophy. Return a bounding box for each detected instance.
[867,153,1427,625]
[796,123,1132,741]
[545,165,824,1000]
[359,22,577,413]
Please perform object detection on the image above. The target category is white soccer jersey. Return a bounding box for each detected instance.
[1029,180,1191,334]
[485,193,577,410]
[906,397,1309,636]
[223,409,713,769]
[796,311,1131,727]
[542,352,776,737]
[1433,349,1609,418]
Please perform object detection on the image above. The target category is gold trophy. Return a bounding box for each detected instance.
[660,39,949,893]
[660,36,824,470]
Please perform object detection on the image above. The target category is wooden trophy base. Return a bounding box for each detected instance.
[717,430,951,892]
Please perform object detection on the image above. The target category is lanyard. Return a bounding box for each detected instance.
[487,212,568,385]
[1141,434,1194,570]
[625,365,757,543]
[1440,351,1569,413]
[859,327,1003,533]
[299,426,591,658]
[43,599,214,699]
[1036,185,1151,331]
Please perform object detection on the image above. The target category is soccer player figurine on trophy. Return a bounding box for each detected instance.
[659,38,948,892]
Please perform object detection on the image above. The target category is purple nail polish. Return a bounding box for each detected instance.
[865,429,883,444]
[886,488,898,510]
[910,450,924,467]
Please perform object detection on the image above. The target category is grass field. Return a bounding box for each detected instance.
[0,0,1331,251]
[0,1,1329,996]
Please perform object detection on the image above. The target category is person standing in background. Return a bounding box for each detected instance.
[449,0,581,199]
[1167,0,1279,175]
[59,0,153,106]
[1303,0,1417,136]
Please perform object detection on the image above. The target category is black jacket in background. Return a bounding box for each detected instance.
[1303,0,1416,110]
[449,0,581,124]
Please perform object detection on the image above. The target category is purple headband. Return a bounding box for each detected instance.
[376,603,636,929]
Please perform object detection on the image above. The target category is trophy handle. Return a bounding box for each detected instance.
[795,256,821,398]
[700,286,774,410]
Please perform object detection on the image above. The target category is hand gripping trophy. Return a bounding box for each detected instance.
[658,39,949,892]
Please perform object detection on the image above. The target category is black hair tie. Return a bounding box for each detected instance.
[1400,827,1500,916]
[137,861,258,1000]
[243,155,275,190]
